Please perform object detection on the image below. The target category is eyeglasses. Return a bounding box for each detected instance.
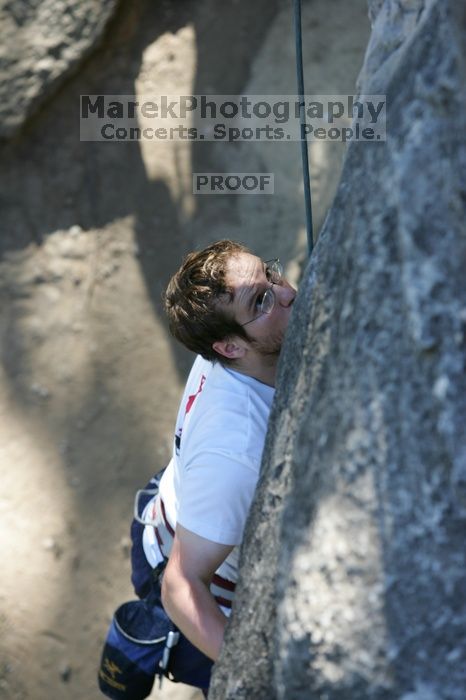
[240,259,283,327]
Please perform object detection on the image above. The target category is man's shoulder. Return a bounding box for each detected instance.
[202,363,274,418]
[187,356,274,404]
[180,356,274,448]
[184,369,270,461]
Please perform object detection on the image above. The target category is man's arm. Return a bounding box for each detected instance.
[161,523,234,661]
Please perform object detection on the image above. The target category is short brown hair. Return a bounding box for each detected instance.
[164,240,251,364]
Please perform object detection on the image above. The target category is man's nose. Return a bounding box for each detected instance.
[276,281,296,307]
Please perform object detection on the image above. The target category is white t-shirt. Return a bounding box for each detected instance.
[143,355,274,598]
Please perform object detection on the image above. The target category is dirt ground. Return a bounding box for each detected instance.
[0,1,369,698]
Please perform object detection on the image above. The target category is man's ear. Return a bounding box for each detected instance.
[212,337,247,361]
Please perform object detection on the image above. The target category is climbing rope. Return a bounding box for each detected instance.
[293,0,314,254]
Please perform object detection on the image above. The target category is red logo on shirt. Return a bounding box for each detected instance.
[184,374,206,416]
[175,374,206,454]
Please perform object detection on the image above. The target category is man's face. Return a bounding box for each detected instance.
[224,252,296,357]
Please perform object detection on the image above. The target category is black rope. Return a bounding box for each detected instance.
[293,0,314,254]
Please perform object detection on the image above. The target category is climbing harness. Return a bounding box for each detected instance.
[98,473,213,699]
[293,0,314,254]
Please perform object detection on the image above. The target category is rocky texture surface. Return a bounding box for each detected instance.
[210,0,466,698]
[0,0,119,140]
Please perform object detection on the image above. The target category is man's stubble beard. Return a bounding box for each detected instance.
[247,328,284,360]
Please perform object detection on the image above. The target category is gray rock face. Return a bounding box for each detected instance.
[0,0,119,139]
[210,1,466,698]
